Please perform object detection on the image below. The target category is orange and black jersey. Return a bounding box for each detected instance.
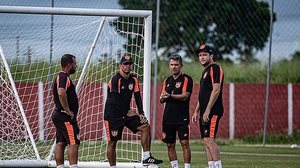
[104,72,144,119]
[199,63,224,116]
[161,73,193,125]
[53,71,79,115]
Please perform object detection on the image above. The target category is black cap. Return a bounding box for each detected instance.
[120,55,133,64]
[196,44,213,54]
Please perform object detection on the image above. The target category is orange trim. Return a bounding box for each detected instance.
[210,66,214,84]
[108,79,112,90]
[56,76,60,90]
[64,122,76,145]
[210,115,218,138]
[219,66,223,84]
[161,79,167,93]
[66,77,71,90]
[182,76,188,92]
[104,120,111,141]
[133,77,140,92]
[118,78,121,93]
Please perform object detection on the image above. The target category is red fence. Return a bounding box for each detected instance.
[1,83,299,140]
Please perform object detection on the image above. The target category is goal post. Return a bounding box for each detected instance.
[0,6,152,168]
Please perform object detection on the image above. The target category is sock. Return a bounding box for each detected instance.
[69,164,78,168]
[184,163,191,168]
[143,151,150,160]
[214,160,222,168]
[56,165,64,168]
[208,161,215,168]
[170,160,179,168]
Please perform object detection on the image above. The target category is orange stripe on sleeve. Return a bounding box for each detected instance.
[210,115,218,138]
[56,76,60,90]
[118,78,121,93]
[133,77,140,92]
[64,122,76,145]
[66,77,71,90]
[182,77,188,92]
[161,79,167,94]
[104,120,111,141]
[108,79,112,89]
[219,66,224,84]
[210,67,214,84]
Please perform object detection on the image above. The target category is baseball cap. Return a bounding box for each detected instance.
[196,44,213,54]
[120,55,133,64]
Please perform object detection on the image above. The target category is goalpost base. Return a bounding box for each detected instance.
[0,160,144,168]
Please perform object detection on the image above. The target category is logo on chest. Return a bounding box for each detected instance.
[128,83,134,90]
[175,82,182,88]
[203,72,208,79]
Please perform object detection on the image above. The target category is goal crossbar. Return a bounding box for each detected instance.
[0,5,152,168]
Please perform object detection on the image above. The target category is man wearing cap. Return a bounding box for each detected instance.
[104,55,163,167]
[160,54,193,168]
[192,44,224,168]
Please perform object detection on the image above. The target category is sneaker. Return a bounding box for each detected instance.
[143,155,163,165]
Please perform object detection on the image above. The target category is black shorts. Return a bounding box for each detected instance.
[200,114,221,139]
[52,110,80,145]
[162,124,190,144]
[105,115,147,141]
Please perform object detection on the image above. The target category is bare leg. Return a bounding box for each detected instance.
[167,143,177,161]
[68,144,79,165]
[203,137,221,161]
[55,142,66,166]
[107,141,117,166]
[137,124,151,151]
[180,140,191,163]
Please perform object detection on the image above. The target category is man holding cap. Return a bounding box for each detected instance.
[192,44,224,168]
[104,55,163,167]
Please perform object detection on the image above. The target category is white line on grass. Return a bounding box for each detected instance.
[154,151,300,158]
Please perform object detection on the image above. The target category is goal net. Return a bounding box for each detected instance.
[0,6,152,168]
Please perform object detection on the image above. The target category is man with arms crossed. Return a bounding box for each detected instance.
[160,54,193,168]
[52,54,79,168]
[192,44,224,168]
[104,55,163,168]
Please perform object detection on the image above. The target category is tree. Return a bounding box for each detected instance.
[117,0,276,63]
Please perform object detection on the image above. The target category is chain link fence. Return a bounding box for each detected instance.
[0,0,299,142]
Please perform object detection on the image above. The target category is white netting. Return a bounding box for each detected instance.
[0,10,147,166]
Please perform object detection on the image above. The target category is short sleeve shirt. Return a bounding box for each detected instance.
[199,63,224,116]
[161,73,193,125]
[53,71,79,115]
[104,72,140,118]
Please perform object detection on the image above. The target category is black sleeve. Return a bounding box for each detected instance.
[108,75,121,110]
[134,91,144,115]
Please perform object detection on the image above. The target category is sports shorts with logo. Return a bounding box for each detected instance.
[105,115,146,141]
[52,110,80,145]
[200,114,221,139]
[162,124,190,144]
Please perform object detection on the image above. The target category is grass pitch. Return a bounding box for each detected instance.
[150,141,300,168]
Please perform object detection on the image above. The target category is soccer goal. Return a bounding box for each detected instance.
[0,6,152,168]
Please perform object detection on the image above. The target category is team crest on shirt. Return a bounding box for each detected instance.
[128,83,134,90]
[175,82,181,88]
[203,72,208,79]
[111,130,118,137]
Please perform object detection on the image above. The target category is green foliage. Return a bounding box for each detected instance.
[241,130,300,144]
[118,0,275,63]
[153,59,300,83]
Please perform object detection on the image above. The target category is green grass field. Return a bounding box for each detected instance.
[150,141,300,168]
